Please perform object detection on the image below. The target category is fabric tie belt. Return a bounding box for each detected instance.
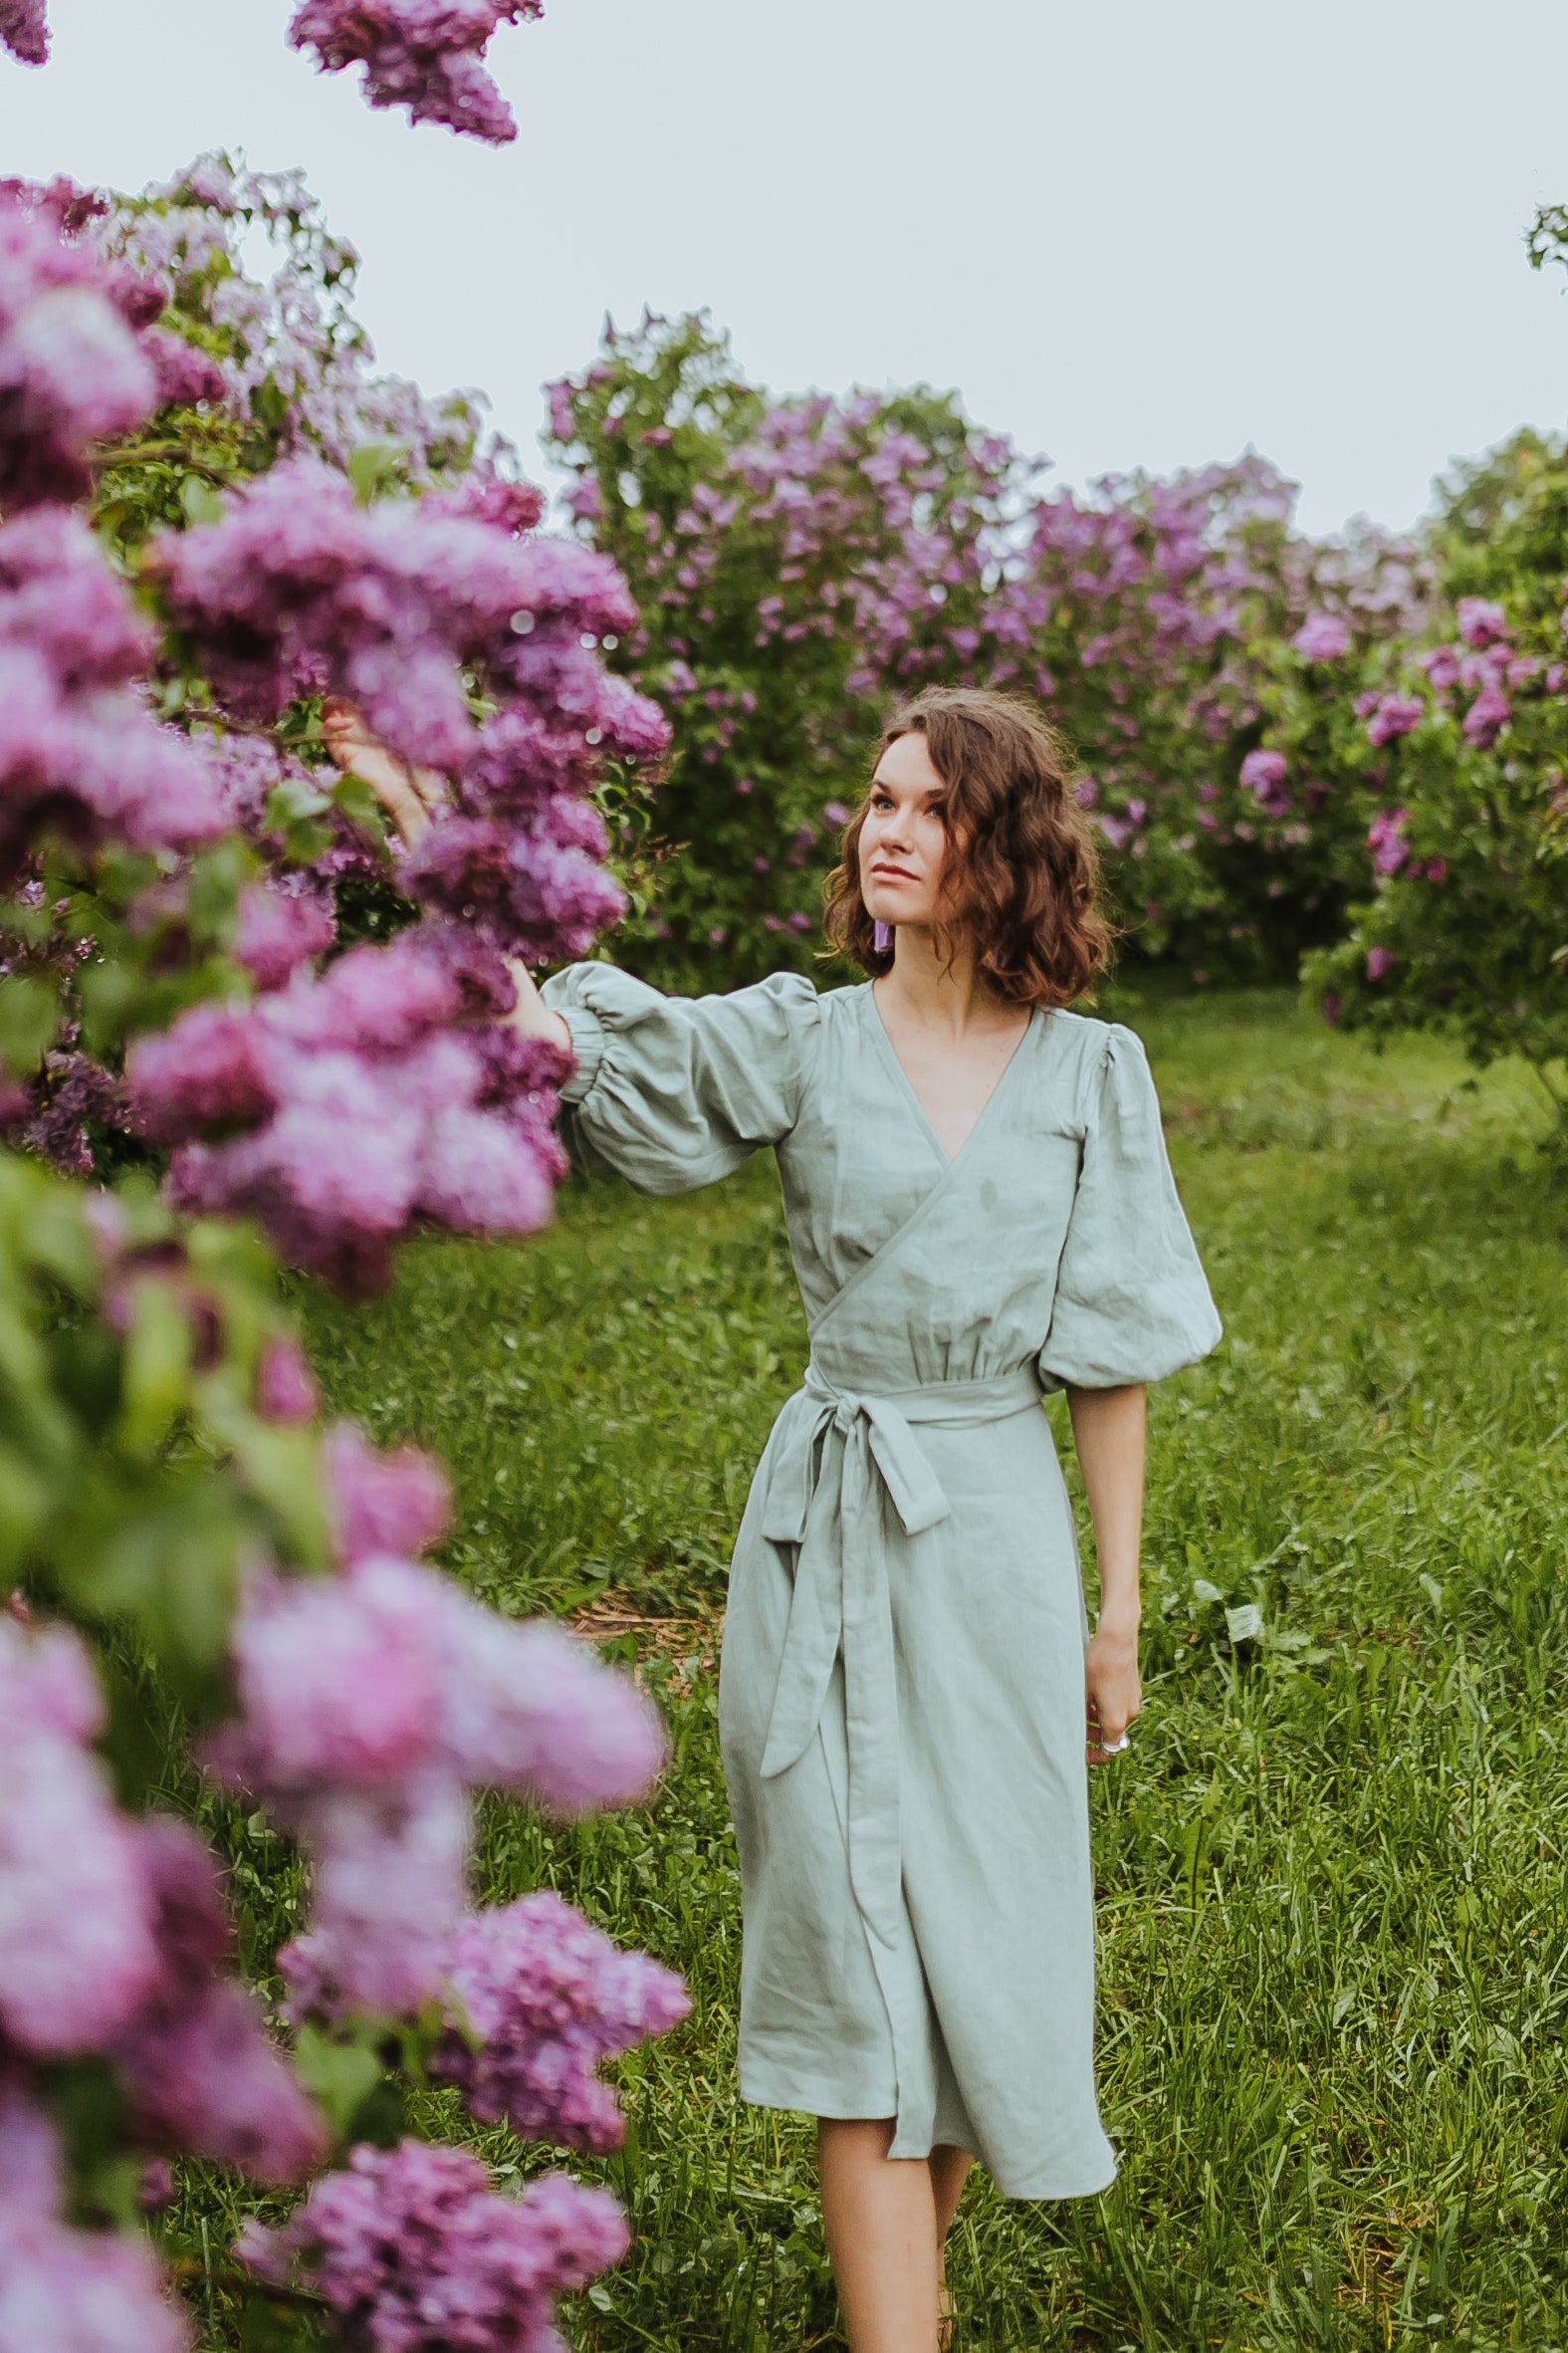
[757,1360,1044,1950]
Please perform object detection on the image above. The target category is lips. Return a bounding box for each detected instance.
[870,864,918,883]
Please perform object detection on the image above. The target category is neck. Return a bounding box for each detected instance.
[875,925,1008,1033]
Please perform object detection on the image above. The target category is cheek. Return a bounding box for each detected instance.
[919,822,951,883]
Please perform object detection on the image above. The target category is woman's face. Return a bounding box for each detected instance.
[859,729,952,933]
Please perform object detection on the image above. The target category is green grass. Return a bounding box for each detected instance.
[287,987,1568,2352]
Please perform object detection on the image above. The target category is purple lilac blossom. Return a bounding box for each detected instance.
[1238,748,1289,817]
[324,1418,451,1562]
[108,1816,327,2185]
[0,188,153,504]
[1420,643,1462,692]
[1367,809,1410,876]
[288,0,543,144]
[431,1892,689,2151]
[1461,683,1510,748]
[0,2090,190,2353]
[0,1616,159,2054]
[1290,612,1352,662]
[256,1333,321,1424]
[238,2138,628,2353]
[128,933,560,1295]
[154,460,663,969]
[1365,693,1424,748]
[1455,596,1508,649]
[1366,946,1395,981]
[277,1772,474,2017]
[234,878,337,991]
[209,1551,664,1818]
[0,0,48,63]
[0,506,225,881]
[205,1530,661,2016]
[20,1050,120,1176]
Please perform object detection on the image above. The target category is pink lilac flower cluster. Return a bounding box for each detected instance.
[203,1420,665,2017]
[1291,611,1353,662]
[0,502,225,884]
[1370,591,1568,768]
[1239,747,1290,817]
[127,930,570,1294]
[0,2086,189,2353]
[240,2138,628,2353]
[0,1613,327,2346]
[155,456,666,969]
[0,1614,158,2055]
[1367,808,1411,876]
[105,1817,327,2185]
[289,0,543,144]
[431,1892,690,2152]
[1365,693,1425,749]
[0,182,222,508]
[94,158,490,481]
[0,0,47,66]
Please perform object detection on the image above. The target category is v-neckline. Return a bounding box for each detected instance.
[864,985,1038,1171]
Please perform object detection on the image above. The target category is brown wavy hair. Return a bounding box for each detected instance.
[822,687,1114,1005]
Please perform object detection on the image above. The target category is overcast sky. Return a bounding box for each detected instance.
[5,0,1568,536]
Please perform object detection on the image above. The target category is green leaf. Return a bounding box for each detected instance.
[180,472,226,527]
[202,1404,330,1567]
[347,438,409,506]
[293,2023,383,2136]
[0,1440,48,1572]
[62,1477,242,1686]
[0,973,61,1073]
[329,771,393,854]
[264,776,332,829]
[76,956,139,1059]
[115,1281,194,1455]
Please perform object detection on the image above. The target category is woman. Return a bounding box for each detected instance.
[328,686,1221,2353]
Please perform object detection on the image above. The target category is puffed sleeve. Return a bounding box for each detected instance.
[1038,1023,1222,1389]
[540,963,820,1194]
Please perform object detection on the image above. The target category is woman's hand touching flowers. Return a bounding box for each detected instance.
[323,694,445,849]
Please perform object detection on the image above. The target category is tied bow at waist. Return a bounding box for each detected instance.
[755,1360,1044,1949]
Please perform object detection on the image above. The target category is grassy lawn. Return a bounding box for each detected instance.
[295,986,1568,2351]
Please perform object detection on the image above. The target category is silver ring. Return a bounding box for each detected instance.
[1102,1733,1131,1755]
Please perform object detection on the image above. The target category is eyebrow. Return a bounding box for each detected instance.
[868,774,945,801]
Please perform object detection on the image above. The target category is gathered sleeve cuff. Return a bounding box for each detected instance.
[541,962,820,1195]
[1038,1023,1222,1391]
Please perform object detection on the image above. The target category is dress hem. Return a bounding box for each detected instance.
[739,2065,1118,2202]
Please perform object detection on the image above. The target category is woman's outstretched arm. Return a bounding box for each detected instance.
[1066,1382,1146,1765]
[321,701,570,1052]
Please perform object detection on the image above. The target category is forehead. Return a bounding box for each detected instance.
[871,730,945,794]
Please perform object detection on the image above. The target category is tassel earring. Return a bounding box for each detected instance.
[873,920,893,956]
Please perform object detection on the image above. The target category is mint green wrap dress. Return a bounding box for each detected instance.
[542,966,1222,2199]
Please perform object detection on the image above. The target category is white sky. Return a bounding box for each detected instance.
[5,0,1568,536]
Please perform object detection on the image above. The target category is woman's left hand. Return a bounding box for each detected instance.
[1084,1622,1141,1765]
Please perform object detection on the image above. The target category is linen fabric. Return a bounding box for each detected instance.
[542,965,1222,2198]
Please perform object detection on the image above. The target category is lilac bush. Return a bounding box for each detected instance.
[1301,429,1568,1118]
[0,137,684,2353]
[547,312,1426,986]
